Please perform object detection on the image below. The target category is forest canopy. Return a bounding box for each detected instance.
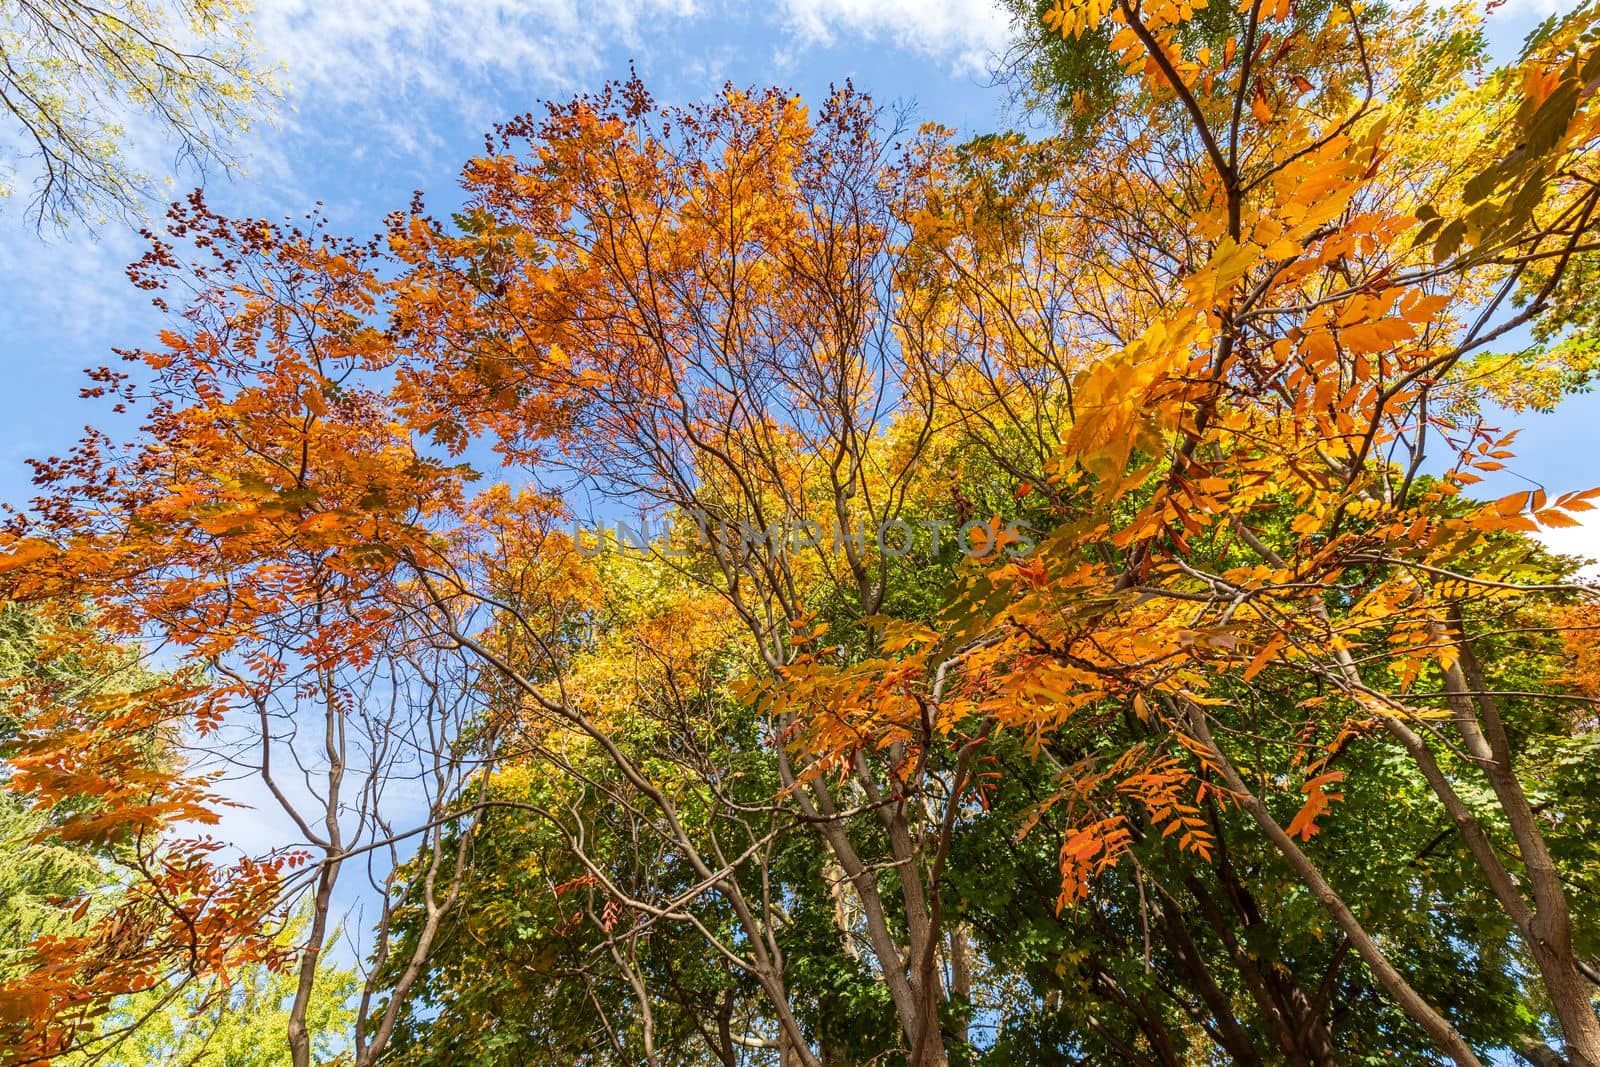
[3,0,1600,1064]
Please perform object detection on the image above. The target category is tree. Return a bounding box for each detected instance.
[3,0,1600,1062]
[897,0,1600,1061]
[0,0,272,227]
[0,606,356,1066]
[0,205,494,1066]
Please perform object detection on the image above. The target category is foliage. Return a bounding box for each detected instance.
[3,1,1600,1065]
[0,0,274,226]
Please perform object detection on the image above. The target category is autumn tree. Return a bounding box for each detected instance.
[888,0,1600,1062]
[4,0,1600,1063]
[0,201,509,1066]
[385,82,990,1067]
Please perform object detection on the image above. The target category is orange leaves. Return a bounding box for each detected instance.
[3,198,474,665]
[1242,633,1288,682]
[1285,770,1346,841]
[1047,745,1216,909]
[1336,316,1416,355]
[761,646,936,773]
[0,843,292,1061]
[0,611,293,1061]
[1183,236,1261,305]
[1057,816,1133,908]
[395,80,932,528]
[1399,290,1451,325]
[0,538,56,577]
[1549,600,1600,700]
[3,654,219,847]
[1118,752,1214,859]
[1250,87,1274,124]
[1472,486,1600,534]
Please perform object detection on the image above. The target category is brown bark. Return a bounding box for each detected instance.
[1187,705,1484,1067]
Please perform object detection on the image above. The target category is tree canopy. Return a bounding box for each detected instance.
[3,0,1600,1064]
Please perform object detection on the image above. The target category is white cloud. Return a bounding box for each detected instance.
[776,0,1014,75]
[1487,0,1569,18]
[1535,512,1600,579]
[249,0,700,141]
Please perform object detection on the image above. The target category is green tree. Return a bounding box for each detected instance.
[83,937,357,1067]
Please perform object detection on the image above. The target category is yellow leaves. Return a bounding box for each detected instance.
[1109,25,1141,51]
[1183,236,1261,305]
[1265,135,1371,241]
[1141,0,1209,31]
[1176,627,1239,651]
[1428,577,1475,601]
[877,619,939,654]
[0,0,271,230]
[1042,0,1116,39]
[1058,312,1203,485]
[1341,497,1385,521]
[1262,236,1304,261]
[1435,639,1460,677]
